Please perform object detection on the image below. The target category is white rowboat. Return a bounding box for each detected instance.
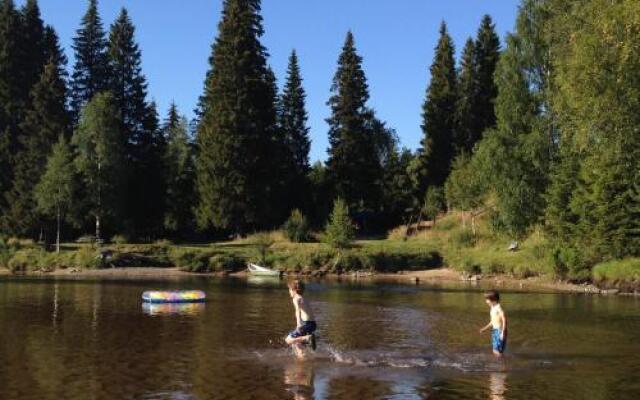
[247,263,281,277]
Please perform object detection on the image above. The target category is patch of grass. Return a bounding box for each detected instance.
[593,258,640,283]
[209,253,246,272]
[168,247,216,272]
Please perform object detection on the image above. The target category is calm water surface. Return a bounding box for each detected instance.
[0,276,638,399]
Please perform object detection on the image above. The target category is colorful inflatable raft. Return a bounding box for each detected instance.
[142,290,206,304]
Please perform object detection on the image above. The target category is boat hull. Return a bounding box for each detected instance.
[247,263,281,277]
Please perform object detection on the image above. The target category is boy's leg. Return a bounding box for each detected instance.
[287,335,312,345]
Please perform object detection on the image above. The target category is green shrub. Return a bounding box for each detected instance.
[49,252,76,269]
[209,253,245,272]
[7,249,44,273]
[150,239,173,255]
[422,186,445,222]
[111,234,128,245]
[169,248,214,272]
[251,233,274,265]
[432,216,457,232]
[480,260,505,275]
[332,252,363,272]
[283,209,312,243]
[323,198,354,249]
[552,245,589,281]
[73,247,102,269]
[593,258,640,283]
[364,249,442,272]
[0,235,12,269]
[0,250,11,269]
[280,249,335,271]
[460,257,481,275]
[451,229,476,248]
[6,237,36,249]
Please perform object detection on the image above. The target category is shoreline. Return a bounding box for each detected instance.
[2,266,635,295]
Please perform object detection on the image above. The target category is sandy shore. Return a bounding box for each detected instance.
[3,266,630,295]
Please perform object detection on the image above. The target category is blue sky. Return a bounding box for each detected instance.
[31,0,521,161]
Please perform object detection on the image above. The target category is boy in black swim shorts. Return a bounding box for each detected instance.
[285,280,317,355]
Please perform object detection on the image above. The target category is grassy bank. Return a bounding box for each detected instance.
[593,258,640,287]
[1,214,638,290]
[397,212,638,289]
[393,213,555,279]
[0,233,442,275]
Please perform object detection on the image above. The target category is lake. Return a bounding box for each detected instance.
[0,275,638,399]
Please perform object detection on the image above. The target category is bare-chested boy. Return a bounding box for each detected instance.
[479,290,508,356]
[285,280,317,354]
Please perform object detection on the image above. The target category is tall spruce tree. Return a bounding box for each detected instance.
[0,0,24,217]
[3,58,69,236]
[196,0,280,234]
[413,22,457,196]
[70,0,110,122]
[20,0,47,95]
[163,103,195,236]
[454,38,478,154]
[473,15,500,134]
[280,50,311,212]
[43,26,66,71]
[281,50,311,174]
[108,8,164,238]
[326,31,382,219]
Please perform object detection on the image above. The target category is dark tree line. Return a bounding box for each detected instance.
[23,0,639,254]
[0,0,504,241]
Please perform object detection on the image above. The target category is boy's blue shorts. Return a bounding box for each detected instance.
[492,329,507,353]
[288,320,317,338]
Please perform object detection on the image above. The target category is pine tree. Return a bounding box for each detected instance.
[308,161,331,227]
[280,50,311,212]
[473,15,500,133]
[326,31,382,218]
[323,198,354,249]
[108,8,164,238]
[19,0,47,95]
[196,0,280,234]
[162,103,195,236]
[261,65,289,225]
[43,26,68,88]
[381,147,415,228]
[35,135,76,253]
[281,50,311,175]
[454,38,478,154]
[72,92,124,240]
[70,0,110,122]
[414,22,457,195]
[545,144,579,240]
[3,59,69,236]
[0,0,24,215]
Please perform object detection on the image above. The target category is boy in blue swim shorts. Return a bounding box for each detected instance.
[479,290,508,356]
[285,280,317,356]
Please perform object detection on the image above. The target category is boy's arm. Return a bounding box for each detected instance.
[500,311,507,340]
[479,322,492,333]
[293,297,302,328]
